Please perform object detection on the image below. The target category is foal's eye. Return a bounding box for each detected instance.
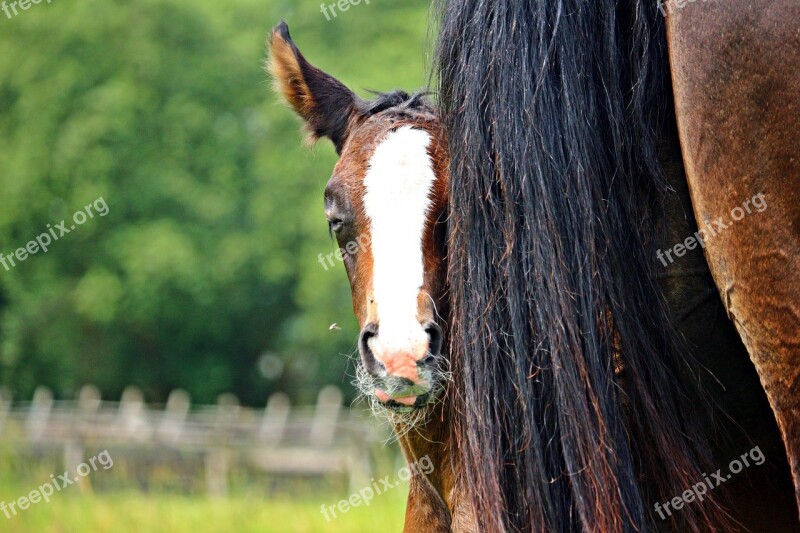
[328,218,344,234]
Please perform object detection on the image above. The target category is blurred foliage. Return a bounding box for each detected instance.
[0,0,434,404]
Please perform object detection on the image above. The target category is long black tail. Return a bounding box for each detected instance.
[435,0,725,530]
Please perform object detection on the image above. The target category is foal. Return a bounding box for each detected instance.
[269,23,461,531]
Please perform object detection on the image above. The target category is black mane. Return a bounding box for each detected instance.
[435,0,725,531]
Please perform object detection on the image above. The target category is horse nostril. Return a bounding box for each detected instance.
[418,353,436,368]
[358,323,384,376]
[360,322,378,344]
[422,322,443,367]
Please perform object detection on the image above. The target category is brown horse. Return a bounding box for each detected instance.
[667,0,800,513]
[269,23,460,530]
[269,4,800,530]
[434,0,799,531]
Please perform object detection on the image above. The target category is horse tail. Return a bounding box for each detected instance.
[435,0,725,530]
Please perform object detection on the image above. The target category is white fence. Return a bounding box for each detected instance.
[0,385,388,495]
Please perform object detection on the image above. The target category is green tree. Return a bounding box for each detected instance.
[0,0,433,405]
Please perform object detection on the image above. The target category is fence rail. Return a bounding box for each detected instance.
[0,385,387,495]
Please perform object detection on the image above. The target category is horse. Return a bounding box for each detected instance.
[268,7,800,531]
[434,0,800,531]
[269,22,461,530]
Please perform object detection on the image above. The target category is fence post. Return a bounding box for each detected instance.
[310,386,342,448]
[116,386,150,441]
[65,385,102,494]
[259,392,290,446]
[205,393,238,497]
[76,384,101,434]
[0,388,11,434]
[158,389,190,444]
[25,386,53,443]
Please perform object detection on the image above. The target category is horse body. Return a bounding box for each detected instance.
[667,0,800,509]
[434,0,800,529]
[654,106,799,531]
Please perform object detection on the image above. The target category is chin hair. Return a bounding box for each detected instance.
[354,358,451,442]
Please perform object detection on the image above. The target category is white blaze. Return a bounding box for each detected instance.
[363,126,436,356]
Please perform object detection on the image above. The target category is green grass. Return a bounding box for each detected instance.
[0,443,409,531]
[0,444,409,531]
[0,490,408,532]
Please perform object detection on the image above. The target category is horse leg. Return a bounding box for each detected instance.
[655,110,799,530]
[401,476,451,532]
[395,405,457,532]
[667,0,800,511]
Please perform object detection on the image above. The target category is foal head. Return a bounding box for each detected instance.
[269,23,449,414]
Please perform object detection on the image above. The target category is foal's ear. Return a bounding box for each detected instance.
[268,22,358,153]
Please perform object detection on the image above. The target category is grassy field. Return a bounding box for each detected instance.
[0,440,408,531]
[0,489,408,532]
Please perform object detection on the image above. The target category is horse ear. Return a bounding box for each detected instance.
[268,22,357,153]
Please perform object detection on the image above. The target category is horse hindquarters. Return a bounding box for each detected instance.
[655,114,799,531]
[667,0,800,514]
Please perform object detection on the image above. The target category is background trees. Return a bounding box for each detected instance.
[0,0,433,405]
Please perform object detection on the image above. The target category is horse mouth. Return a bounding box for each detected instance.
[374,388,433,411]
